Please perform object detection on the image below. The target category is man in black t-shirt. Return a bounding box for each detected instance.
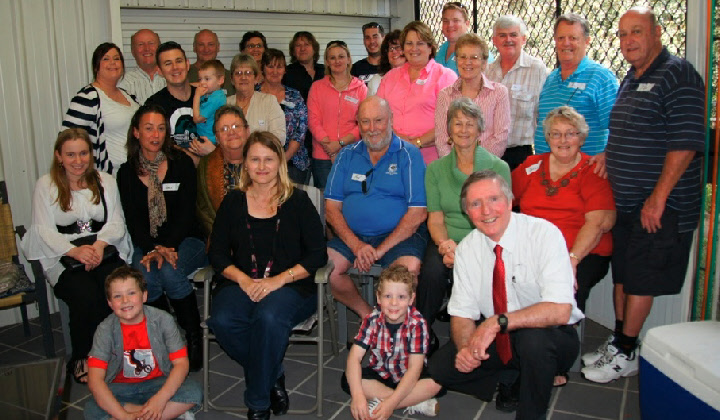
[351,22,385,84]
[146,42,216,161]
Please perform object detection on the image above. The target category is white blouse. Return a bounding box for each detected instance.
[227,91,286,145]
[21,172,133,285]
[96,89,139,174]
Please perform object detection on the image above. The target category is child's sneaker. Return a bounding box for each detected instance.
[368,398,381,415]
[404,398,439,417]
[581,334,614,366]
[177,411,196,420]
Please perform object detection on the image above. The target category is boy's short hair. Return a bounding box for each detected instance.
[105,266,147,299]
[376,266,416,294]
[198,59,225,77]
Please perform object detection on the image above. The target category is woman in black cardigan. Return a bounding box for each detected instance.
[208,131,327,420]
[117,104,207,371]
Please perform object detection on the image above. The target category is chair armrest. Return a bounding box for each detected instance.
[193,266,214,285]
[314,260,334,284]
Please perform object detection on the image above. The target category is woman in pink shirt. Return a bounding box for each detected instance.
[435,33,510,158]
[376,21,458,164]
[307,40,367,188]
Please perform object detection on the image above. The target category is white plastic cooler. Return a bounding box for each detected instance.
[639,321,720,419]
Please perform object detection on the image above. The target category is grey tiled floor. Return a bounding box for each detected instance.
[0,290,640,419]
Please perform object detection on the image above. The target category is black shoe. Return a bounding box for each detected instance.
[247,408,271,420]
[270,374,289,415]
[495,380,520,413]
[428,330,440,357]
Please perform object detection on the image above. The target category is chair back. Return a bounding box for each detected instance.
[294,183,325,230]
[0,182,18,263]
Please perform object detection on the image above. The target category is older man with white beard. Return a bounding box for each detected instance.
[325,96,428,319]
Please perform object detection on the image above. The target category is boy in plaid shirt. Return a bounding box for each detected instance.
[342,266,442,419]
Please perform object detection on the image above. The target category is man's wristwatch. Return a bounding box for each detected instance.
[415,138,422,148]
[497,314,508,333]
[339,140,345,147]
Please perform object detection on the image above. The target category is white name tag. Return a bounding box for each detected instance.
[568,82,586,90]
[258,119,266,126]
[525,161,542,175]
[416,78,427,85]
[511,84,523,91]
[280,100,295,109]
[344,95,359,104]
[637,83,655,92]
[351,173,367,182]
[162,183,180,191]
[512,92,532,101]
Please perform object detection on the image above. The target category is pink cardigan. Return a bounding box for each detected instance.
[307,76,368,160]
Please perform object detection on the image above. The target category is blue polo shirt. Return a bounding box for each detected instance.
[534,57,618,155]
[325,135,426,237]
[606,48,705,233]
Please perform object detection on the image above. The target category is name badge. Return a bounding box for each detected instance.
[258,119,266,126]
[415,78,427,85]
[637,83,655,92]
[280,100,295,109]
[568,82,586,90]
[525,161,542,175]
[511,84,523,92]
[162,183,180,192]
[344,95,359,104]
[351,173,367,182]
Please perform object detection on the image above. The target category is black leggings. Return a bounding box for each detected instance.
[53,256,125,360]
[575,254,611,312]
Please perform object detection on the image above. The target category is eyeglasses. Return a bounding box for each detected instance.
[245,43,264,49]
[326,40,347,48]
[362,22,383,32]
[233,70,255,77]
[456,54,485,62]
[389,45,402,52]
[443,1,468,11]
[219,124,246,133]
[361,168,374,194]
[548,131,580,140]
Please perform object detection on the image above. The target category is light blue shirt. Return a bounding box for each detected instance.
[436,41,494,75]
[534,57,618,156]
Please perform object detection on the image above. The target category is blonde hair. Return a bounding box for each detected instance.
[239,131,294,205]
[324,41,352,84]
[376,266,416,295]
[455,33,489,60]
[442,2,470,22]
[50,128,101,212]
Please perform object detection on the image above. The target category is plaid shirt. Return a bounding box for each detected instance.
[354,306,429,383]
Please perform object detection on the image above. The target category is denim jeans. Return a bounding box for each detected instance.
[83,376,202,419]
[311,158,332,189]
[208,284,316,410]
[132,237,208,301]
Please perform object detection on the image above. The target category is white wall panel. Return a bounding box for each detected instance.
[120,8,392,72]
[121,0,394,16]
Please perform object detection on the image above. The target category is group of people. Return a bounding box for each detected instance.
[19,3,705,420]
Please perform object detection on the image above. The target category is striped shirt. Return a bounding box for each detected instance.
[534,57,618,155]
[435,75,511,158]
[354,306,429,383]
[118,67,166,105]
[486,50,549,148]
[606,48,705,233]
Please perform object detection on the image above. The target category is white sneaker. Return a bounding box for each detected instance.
[368,398,381,415]
[176,411,195,420]
[581,344,639,383]
[404,398,439,417]
[581,334,614,366]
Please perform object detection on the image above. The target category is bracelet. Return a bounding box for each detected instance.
[339,140,345,147]
[415,138,422,148]
[287,269,295,281]
[569,252,580,261]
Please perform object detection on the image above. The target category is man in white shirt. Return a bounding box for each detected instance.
[118,29,166,104]
[428,170,583,419]
[485,16,548,170]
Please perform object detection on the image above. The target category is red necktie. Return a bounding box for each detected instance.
[493,245,512,364]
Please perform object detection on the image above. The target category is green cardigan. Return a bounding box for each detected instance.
[425,146,511,242]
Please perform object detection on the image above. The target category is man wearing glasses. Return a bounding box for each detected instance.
[146,42,215,161]
[351,22,385,84]
[325,96,428,320]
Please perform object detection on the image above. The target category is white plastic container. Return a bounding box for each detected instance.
[639,321,720,419]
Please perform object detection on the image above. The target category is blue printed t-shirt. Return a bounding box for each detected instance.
[197,89,226,144]
[534,57,618,156]
[324,135,426,237]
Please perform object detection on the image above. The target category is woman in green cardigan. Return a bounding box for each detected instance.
[416,97,511,334]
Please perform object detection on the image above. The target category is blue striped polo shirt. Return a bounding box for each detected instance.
[606,48,705,233]
[534,57,619,155]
